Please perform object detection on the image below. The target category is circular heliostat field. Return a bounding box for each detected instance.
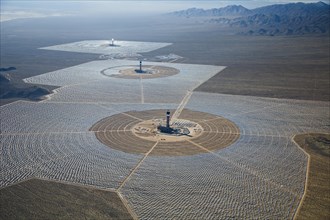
[101,65,179,79]
[89,109,240,156]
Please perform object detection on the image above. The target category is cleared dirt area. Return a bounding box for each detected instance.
[196,63,330,101]
[294,133,330,219]
[0,178,133,220]
[191,36,330,101]
[116,65,179,79]
[89,109,240,156]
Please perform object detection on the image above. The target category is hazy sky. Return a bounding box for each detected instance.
[1,0,329,20]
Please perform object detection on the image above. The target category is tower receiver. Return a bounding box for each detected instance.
[110,38,115,46]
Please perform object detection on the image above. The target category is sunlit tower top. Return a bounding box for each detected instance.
[110,38,115,46]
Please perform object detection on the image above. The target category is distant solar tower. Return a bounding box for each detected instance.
[110,38,115,46]
[139,61,142,72]
[166,110,170,128]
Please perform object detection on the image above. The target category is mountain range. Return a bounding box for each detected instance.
[0,71,50,101]
[169,2,330,36]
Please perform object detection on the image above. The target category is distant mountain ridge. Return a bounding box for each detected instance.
[171,5,250,17]
[0,72,51,101]
[252,1,329,16]
[169,1,330,35]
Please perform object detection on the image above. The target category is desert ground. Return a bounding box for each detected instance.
[0,13,329,219]
[293,133,330,219]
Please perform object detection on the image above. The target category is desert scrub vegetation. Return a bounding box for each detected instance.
[294,133,330,220]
